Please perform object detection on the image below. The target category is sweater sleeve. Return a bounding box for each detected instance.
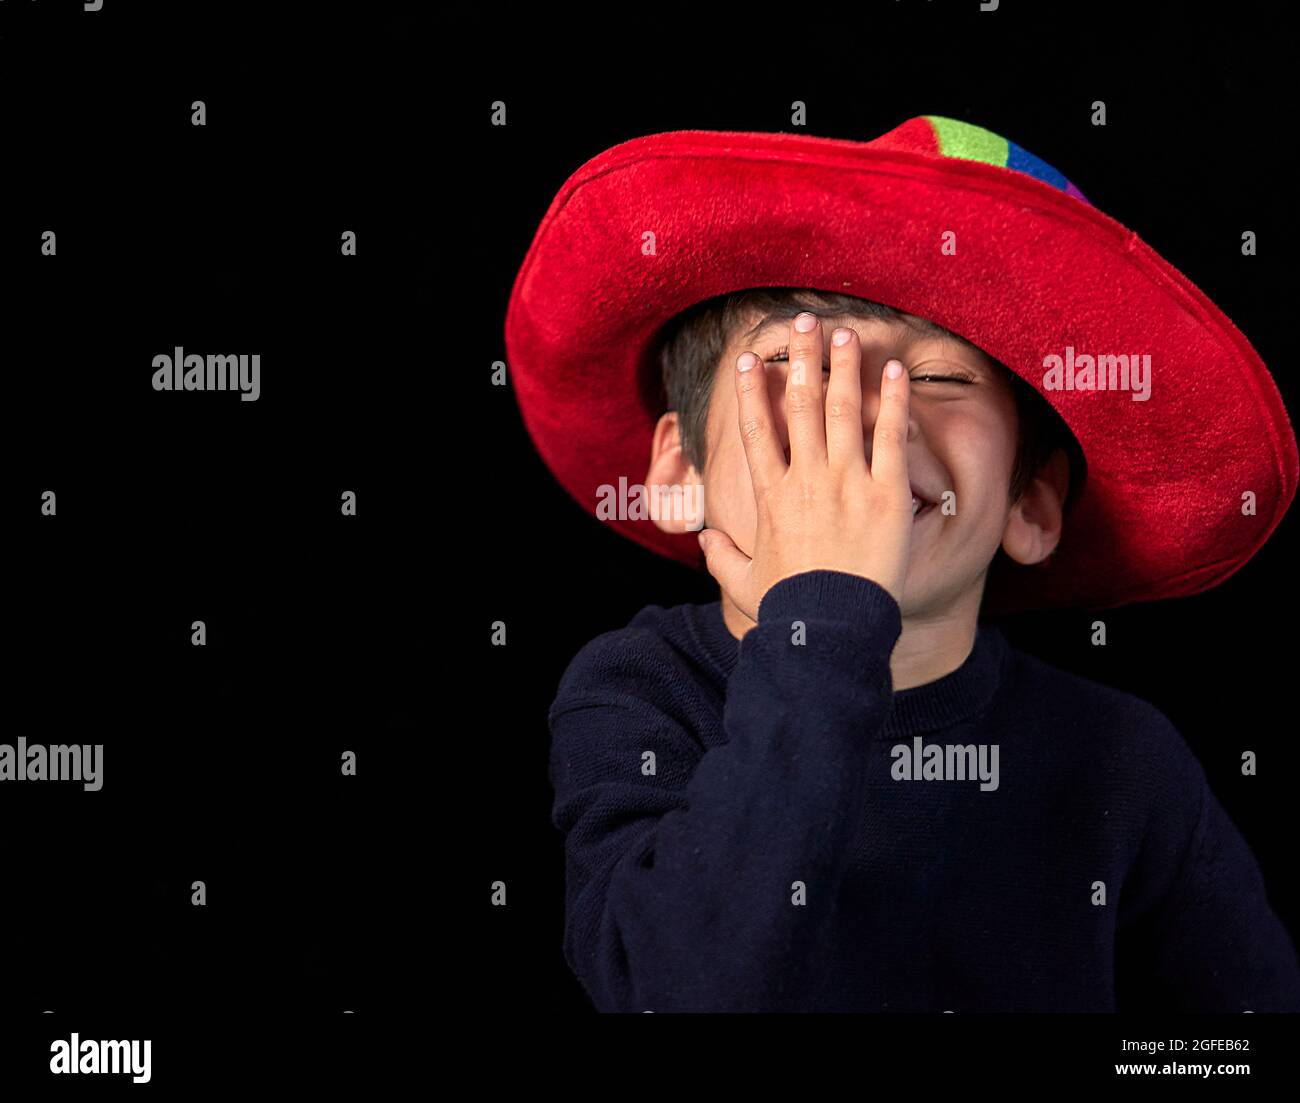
[547,571,902,1012]
[1118,712,1300,1011]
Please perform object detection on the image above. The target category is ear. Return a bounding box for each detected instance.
[646,410,706,535]
[1001,447,1070,566]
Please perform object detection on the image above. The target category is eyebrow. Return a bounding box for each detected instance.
[743,312,971,349]
[742,313,869,342]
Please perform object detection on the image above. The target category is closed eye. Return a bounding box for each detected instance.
[766,349,831,373]
[767,348,974,384]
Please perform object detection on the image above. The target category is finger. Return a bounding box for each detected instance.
[785,312,827,468]
[825,326,866,471]
[734,349,785,498]
[698,528,752,607]
[868,358,911,488]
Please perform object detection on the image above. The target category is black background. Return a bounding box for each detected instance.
[1,2,428,1083]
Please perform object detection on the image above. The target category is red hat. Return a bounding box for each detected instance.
[504,117,1298,613]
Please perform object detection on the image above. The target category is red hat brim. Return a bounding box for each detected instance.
[505,128,1297,613]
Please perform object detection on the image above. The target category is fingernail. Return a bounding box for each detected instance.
[794,312,818,332]
[885,359,903,379]
[737,352,757,372]
[832,327,853,346]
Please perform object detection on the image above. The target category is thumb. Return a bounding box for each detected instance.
[698,528,751,604]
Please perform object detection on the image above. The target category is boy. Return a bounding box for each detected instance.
[506,118,1300,1012]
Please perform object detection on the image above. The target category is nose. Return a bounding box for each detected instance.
[775,350,920,461]
[860,371,920,467]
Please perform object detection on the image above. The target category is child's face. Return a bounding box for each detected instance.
[687,310,1050,618]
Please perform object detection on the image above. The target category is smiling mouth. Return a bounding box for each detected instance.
[912,496,936,521]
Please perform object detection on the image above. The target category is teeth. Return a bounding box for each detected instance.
[912,497,922,515]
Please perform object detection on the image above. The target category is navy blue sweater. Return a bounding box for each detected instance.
[547,570,1300,1012]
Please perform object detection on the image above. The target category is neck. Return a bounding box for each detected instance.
[719,582,983,691]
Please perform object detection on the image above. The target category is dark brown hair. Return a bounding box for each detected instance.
[652,287,1086,514]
